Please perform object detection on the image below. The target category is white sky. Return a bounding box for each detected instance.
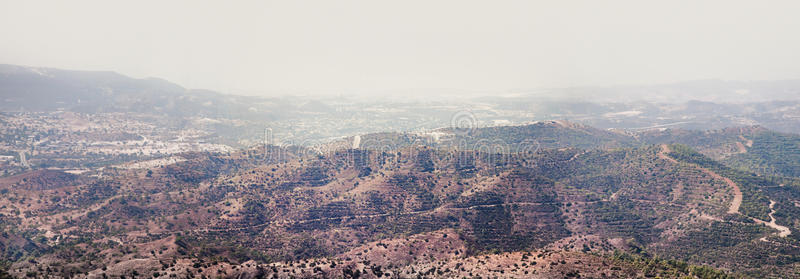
[1,0,799,95]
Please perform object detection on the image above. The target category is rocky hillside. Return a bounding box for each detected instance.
[2,125,800,277]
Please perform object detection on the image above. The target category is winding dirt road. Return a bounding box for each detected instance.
[754,200,791,237]
[658,144,792,239]
[658,144,741,214]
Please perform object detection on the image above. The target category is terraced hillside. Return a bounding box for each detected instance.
[2,123,800,277]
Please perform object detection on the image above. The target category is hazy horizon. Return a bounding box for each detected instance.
[5,2,800,277]
[2,0,800,96]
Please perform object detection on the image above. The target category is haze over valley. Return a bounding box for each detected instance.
[3,1,800,278]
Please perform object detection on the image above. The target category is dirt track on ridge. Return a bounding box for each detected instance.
[658,144,741,214]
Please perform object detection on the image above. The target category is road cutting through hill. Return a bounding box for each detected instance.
[658,144,793,239]
[658,144,741,214]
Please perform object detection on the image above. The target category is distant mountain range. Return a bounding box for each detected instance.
[4,63,800,113]
[0,64,285,120]
[3,63,800,145]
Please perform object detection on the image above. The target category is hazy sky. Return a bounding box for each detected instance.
[1,0,799,95]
